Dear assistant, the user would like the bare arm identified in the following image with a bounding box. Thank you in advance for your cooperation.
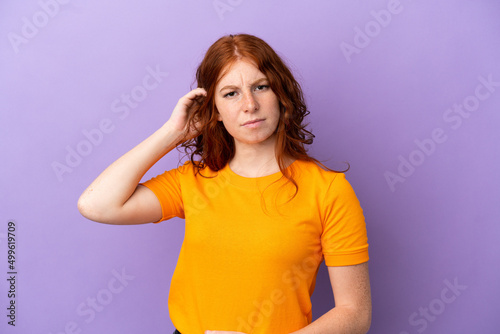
[291,262,372,334]
[77,88,207,225]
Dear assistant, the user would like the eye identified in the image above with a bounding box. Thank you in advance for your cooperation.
[255,85,269,91]
[223,91,237,98]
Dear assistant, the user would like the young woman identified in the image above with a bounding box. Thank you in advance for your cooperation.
[78,34,371,334]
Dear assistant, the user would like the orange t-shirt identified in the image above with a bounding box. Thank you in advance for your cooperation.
[141,159,369,333]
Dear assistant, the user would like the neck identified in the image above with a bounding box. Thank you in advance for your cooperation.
[229,136,294,177]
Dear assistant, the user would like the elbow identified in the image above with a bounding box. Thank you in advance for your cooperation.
[343,304,371,334]
[345,306,371,334]
[77,194,94,220]
[361,312,371,334]
[77,193,104,223]
[358,304,372,334]
[77,193,124,224]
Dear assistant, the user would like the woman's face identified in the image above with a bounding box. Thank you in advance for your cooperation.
[214,59,280,150]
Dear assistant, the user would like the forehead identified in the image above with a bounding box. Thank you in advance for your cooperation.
[216,59,266,86]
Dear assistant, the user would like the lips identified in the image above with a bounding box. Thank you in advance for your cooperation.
[242,119,264,126]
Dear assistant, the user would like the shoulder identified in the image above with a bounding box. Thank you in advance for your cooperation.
[293,160,359,201]
[293,159,344,183]
[175,160,218,178]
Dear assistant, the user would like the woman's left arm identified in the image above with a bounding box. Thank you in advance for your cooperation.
[291,262,372,334]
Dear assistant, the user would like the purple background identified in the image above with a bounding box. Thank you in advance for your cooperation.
[1,0,499,333]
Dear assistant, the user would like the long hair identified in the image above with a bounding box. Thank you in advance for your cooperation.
[177,33,348,212]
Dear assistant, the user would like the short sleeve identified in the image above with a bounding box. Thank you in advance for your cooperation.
[321,173,369,266]
[140,166,185,223]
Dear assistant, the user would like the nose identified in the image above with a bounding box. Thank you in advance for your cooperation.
[242,90,259,112]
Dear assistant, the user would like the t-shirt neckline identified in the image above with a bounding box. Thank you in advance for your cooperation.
[220,159,298,188]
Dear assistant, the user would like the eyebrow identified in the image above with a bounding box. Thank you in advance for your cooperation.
[219,78,269,92]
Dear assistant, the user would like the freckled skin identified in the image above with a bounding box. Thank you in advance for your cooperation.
[214,59,281,150]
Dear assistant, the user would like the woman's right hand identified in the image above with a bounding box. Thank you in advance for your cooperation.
[78,87,210,226]
[166,87,208,142]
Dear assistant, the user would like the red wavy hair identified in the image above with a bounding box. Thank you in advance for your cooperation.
[177,33,348,210]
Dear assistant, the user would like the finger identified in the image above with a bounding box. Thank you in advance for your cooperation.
[186,87,207,98]
[182,89,207,106]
